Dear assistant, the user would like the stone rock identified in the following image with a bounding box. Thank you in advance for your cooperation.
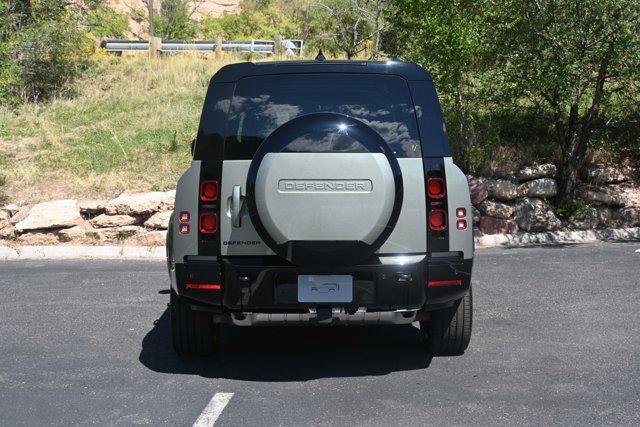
[137,230,167,246]
[15,200,82,232]
[516,164,557,181]
[466,175,488,205]
[523,178,558,198]
[79,200,107,215]
[0,218,15,239]
[3,204,19,216]
[485,179,523,202]
[615,207,640,228]
[105,192,168,216]
[569,206,599,230]
[144,210,172,229]
[515,198,562,232]
[0,209,9,221]
[10,206,29,225]
[479,216,519,235]
[582,186,627,207]
[477,200,515,219]
[57,222,94,243]
[90,214,139,228]
[582,164,634,184]
[87,225,144,242]
[471,206,481,225]
[595,206,614,228]
[160,190,176,211]
[17,232,58,245]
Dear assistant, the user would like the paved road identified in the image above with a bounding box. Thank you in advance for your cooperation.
[1,242,639,426]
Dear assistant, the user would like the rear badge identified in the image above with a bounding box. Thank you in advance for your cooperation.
[278,179,372,193]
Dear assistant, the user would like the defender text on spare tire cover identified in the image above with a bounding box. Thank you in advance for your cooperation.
[167,60,474,358]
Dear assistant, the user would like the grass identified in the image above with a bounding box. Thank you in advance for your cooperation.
[0,54,237,204]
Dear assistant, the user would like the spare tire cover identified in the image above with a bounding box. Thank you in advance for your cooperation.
[246,113,403,267]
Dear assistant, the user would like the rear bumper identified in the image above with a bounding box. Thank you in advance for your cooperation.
[173,253,472,324]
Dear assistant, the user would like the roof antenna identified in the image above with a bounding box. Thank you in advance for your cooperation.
[315,49,326,61]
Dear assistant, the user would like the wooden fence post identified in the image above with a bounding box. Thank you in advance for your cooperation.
[215,35,223,59]
[149,37,161,58]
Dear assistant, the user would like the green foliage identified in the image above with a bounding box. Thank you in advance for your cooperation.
[0,0,93,104]
[87,7,130,38]
[156,0,197,40]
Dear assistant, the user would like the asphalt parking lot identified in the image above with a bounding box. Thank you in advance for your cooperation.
[1,241,639,426]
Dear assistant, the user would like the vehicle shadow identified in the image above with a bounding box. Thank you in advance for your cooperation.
[139,308,432,381]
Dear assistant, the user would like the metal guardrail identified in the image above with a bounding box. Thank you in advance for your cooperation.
[100,39,304,56]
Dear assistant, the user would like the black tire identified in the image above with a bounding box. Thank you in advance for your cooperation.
[421,286,473,356]
[170,291,219,356]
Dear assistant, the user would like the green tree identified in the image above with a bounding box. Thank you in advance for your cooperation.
[489,0,640,208]
[87,6,130,38]
[385,0,487,172]
[156,0,196,40]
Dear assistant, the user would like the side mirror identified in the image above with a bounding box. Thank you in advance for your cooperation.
[190,139,196,157]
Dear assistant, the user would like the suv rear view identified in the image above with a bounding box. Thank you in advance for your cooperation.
[167,60,474,357]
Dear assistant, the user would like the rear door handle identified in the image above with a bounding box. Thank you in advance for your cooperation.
[232,185,242,228]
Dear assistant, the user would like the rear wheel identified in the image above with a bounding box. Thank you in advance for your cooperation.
[421,286,473,356]
[170,291,219,356]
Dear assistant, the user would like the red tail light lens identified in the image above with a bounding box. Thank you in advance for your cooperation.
[186,283,221,290]
[428,279,462,287]
[429,209,447,231]
[199,212,218,234]
[200,180,219,201]
[428,177,446,199]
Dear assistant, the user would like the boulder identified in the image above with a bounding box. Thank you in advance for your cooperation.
[79,199,107,215]
[595,206,614,228]
[161,190,176,211]
[615,207,640,228]
[144,210,173,229]
[523,178,558,198]
[105,192,168,215]
[485,179,523,202]
[477,200,515,219]
[568,206,599,230]
[57,222,94,243]
[479,216,519,235]
[17,232,58,245]
[471,206,481,225]
[137,230,167,246]
[0,209,9,221]
[582,186,627,207]
[10,206,29,225]
[15,200,82,232]
[582,164,634,184]
[90,214,139,228]
[0,218,15,239]
[87,225,144,242]
[516,164,557,181]
[466,175,488,205]
[3,204,19,216]
[515,198,562,232]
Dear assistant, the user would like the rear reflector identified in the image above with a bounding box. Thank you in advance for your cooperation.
[199,212,218,234]
[186,283,221,290]
[179,224,190,234]
[179,211,190,222]
[428,177,446,199]
[429,209,447,231]
[200,180,219,201]
[428,279,462,287]
[456,207,466,218]
[456,219,467,230]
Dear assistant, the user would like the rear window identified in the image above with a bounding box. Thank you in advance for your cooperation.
[223,74,422,159]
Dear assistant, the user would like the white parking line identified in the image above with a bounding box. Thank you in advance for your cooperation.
[193,392,234,427]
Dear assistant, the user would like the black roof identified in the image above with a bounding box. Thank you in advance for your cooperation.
[210,60,433,84]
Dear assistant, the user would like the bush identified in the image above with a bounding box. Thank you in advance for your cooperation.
[87,7,130,38]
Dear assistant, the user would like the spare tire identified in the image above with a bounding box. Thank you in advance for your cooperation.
[246,113,403,267]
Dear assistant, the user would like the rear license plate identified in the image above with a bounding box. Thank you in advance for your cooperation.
[297,275,353,303]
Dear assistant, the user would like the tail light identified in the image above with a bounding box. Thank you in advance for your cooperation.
[429,209,447,231]
[428,177,446,199]
[199,211,218,234]
[200,180,219,201]
[186,283,221,290]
